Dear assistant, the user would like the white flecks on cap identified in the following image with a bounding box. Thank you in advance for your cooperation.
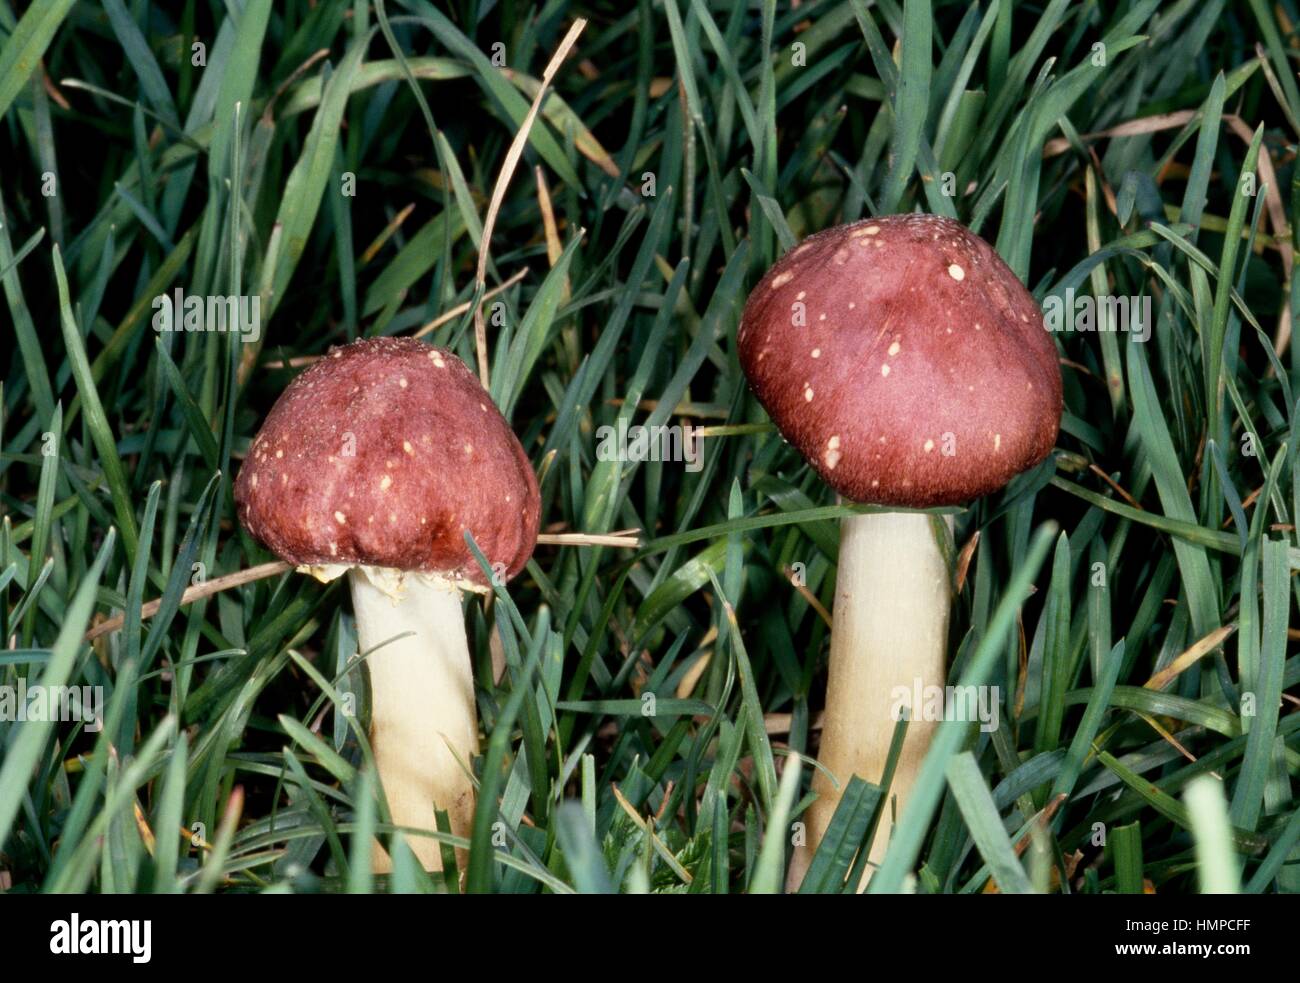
[334,511,347,525]
[824,434,842,470]
[881,364,891,377]
[399,377,408,388]
[430,351,447,368]
[770,270,794,289]
[923,439,934,453]
[380,474,392,491]
[403,441,414,455]
[888,340,901,356]
[250,474,258,488]
[276,449,284,459]
[834,248,850,264]
[796,290,806,301]
[811,348,821,358]
[948,264,965,281]
[803,384,814,402]
[994,433,1002,451]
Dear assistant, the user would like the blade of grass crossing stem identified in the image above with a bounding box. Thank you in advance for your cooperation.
[870,523,1057,893]
[0,530,115,850]
[347,768,376,894]
[945,751,1034,894]
[798,776,881,893]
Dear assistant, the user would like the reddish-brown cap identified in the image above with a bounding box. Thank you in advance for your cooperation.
[234,337,540,588]
[738,214,1061,507]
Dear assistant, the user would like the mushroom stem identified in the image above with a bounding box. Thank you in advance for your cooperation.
[349,570,478,872]
[794,510,953,890]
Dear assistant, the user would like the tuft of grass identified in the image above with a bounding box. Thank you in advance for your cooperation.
[0,0,1297,895]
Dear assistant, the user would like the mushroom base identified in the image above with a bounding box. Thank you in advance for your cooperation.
[789,510,953,891]
[350,569,479,874]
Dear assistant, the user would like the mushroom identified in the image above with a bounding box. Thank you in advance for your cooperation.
[737,214,1061,886]
[234,336,540,872]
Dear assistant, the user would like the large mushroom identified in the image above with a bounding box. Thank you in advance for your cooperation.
[234,336,540,872]
[737,214,1061,886]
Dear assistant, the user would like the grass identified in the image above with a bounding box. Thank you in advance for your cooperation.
[0,0,1298,895]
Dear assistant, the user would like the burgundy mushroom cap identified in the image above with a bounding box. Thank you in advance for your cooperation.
[234,337,540,589]
[738,214,1062,508]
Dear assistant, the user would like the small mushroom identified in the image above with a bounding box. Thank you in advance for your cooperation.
[235,337,540,873]
[738,214,1061,887]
